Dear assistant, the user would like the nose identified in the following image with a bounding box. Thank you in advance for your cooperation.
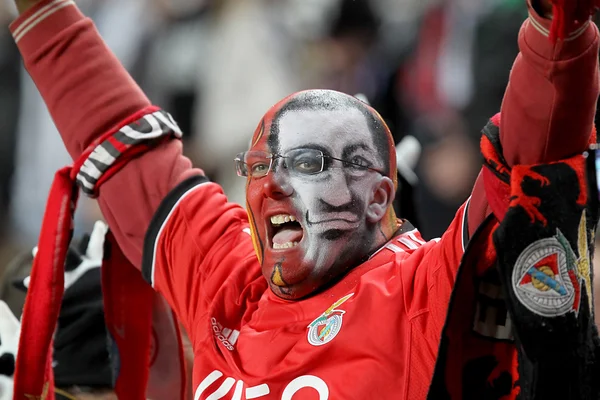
[263,168,293,199]
[322,171,352,207]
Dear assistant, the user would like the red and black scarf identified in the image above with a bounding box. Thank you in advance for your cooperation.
[428,114,600,399]
[13,106,187,400]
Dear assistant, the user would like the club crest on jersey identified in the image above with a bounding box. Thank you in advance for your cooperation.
[307,293,354,346]
[511,214,591,317]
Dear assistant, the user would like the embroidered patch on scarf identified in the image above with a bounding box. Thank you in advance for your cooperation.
[512,213,591,318]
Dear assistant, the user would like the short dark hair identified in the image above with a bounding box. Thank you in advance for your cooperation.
[268,90,393,177]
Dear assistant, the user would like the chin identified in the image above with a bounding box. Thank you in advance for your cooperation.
[260,239,357,300]
[269,280,318,300]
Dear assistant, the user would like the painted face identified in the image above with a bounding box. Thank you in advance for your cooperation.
[245,98,397,299]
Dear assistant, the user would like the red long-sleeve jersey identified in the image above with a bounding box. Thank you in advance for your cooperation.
[10,0,599,398]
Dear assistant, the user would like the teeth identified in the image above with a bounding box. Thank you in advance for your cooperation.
[273,241,299,249]
[270,214,297,225]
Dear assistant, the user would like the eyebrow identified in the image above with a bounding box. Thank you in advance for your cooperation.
[341,143,372,160]
[287,143,331,155]
[285,142,373,159]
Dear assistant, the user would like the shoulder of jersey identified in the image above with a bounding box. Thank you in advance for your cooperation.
[384,229,437,255]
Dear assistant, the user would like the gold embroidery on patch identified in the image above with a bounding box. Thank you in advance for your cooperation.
[577,212,593,312]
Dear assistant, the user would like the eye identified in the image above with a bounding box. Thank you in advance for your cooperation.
[251,162,270,176]
[293,156,322,174]
[347,156,370,169]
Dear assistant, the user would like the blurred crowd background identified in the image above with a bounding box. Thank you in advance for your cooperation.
[0,0,530,311]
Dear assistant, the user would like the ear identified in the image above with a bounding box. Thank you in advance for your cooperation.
[366,176,395,224]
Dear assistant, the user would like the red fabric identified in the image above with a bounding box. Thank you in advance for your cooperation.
[467,4,599,236]
[102,232,154,400]
[482,117,597,222]
[12,109,188,398]
[146,190,466,398]
[12,148,161,400]
[172,313,188,400]
[13,167,77,400]
[550,0,600,41]
[435,220,522,400]
[12,95,184,399]
[145,295,188,400]
[71,105,160,195]
[482,167,511,221]
[499,1,598,168]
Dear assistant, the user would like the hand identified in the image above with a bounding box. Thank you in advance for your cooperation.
[19,221,108,292]
[536,0,600,41]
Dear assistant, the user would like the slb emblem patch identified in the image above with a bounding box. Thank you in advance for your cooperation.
[307,293,354,346]
[511,213,591,317]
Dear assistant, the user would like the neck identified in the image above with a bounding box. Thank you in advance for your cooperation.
[381,207,400,239]
[366,209,402,259]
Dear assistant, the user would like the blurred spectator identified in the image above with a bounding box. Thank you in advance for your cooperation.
[0,0,535,242]
[190,0,305,205]
[397,0,525,239]
[463,0,525,140]
[135,0,213,139]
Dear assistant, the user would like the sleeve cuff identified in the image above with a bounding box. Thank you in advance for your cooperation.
[524,0,597,60]
[10,0,82,48]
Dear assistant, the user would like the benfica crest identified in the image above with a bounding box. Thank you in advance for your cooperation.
[512,213,591,317]
[307,293,354,346]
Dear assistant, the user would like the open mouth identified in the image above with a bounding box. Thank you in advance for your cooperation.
[270,214,304,250]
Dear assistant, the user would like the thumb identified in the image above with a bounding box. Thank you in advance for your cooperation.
[85,220,109,261]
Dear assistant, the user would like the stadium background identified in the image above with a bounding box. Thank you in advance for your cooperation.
[2,0,598,327]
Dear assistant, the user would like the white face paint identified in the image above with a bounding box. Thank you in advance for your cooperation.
[275,108,384,267]
[247,106,390,298]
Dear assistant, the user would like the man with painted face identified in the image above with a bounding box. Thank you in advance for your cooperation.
[8,0,600,398]
[244,92,400,298]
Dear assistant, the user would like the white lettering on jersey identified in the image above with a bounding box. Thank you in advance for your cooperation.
[195,371,329,400]
[281,376,329,400]
[207,377,236,399]
[211,318,239,351]
[245,384,270,399]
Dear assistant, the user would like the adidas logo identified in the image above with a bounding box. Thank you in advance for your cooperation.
[211,318,239,351]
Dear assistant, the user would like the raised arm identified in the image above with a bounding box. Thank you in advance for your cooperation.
[417,0,600,337]
[466,0,599,235]
[9,0,257,329]
[10,0,202,267]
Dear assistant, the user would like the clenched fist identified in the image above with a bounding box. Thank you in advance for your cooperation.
[534,0,600,40]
